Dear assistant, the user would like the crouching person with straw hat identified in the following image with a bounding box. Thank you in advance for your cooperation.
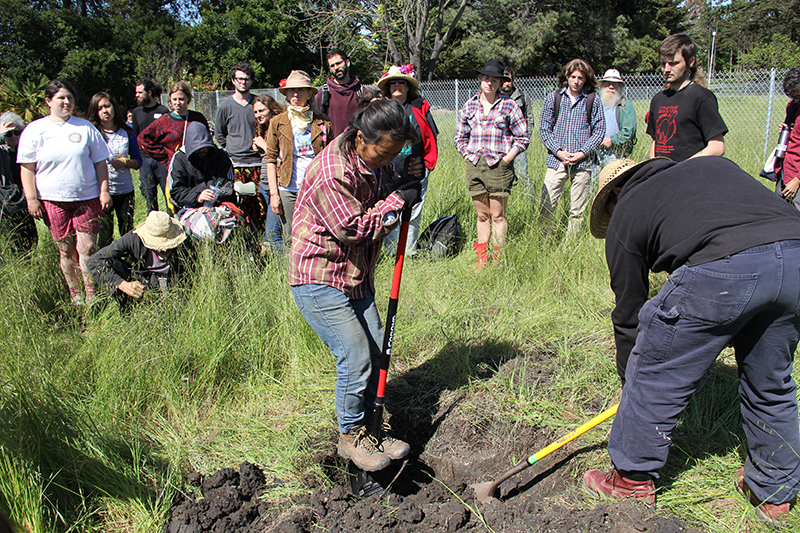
[87,211,192,311]
[582,156,800,526]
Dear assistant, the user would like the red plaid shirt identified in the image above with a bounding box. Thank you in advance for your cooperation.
[454,93,529,166]
[289,139,405,299]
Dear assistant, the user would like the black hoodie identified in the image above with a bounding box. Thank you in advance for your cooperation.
[169,121,234,208]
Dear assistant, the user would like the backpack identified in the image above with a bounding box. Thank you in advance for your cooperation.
[417,215,464,260]
[552,90,596,126]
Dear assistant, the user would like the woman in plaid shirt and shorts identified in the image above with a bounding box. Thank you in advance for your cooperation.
[454,59,529,270]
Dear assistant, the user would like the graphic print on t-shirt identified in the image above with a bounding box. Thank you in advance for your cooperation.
[654,105,678,155]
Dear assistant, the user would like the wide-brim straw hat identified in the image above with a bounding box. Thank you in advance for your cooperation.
[134,211,186,251]
[590,157,667,239]
[377,65,420,93]
[475,59,510,81]
[599,68,625,84]
[279,70,318,96]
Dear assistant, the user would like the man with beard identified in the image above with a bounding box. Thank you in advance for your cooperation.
[500,67,534,189]
[596,69,637,168]
[316,49,363,137]
[647,33,727,162]
[132,79,169,213]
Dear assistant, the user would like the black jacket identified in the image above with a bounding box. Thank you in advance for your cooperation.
[169,121,234,208]
[607,156,800,379]
[87,231,193,291]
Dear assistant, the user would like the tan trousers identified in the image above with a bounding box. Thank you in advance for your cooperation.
[540,164,591,236]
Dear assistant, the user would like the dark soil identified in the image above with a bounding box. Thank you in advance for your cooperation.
[163,350,706,533]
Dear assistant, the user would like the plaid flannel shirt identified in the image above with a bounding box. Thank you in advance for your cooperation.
[539,88,605,171]
[289,139,405,299]
[454,93,529,166]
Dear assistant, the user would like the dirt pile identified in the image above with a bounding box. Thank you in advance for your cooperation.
[163,462,270,533]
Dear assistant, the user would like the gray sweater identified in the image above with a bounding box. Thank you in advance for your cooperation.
[214,94,260,166]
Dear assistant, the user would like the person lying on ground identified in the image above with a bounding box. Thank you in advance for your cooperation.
[289,99,422,472]
[87,211,192,307]
[582,156,800,528]
[168,121,235,210]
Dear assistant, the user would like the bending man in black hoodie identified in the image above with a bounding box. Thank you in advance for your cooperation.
[168,121,235,209]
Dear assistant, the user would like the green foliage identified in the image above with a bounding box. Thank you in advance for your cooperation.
[739,34,800,69]
[0,75,48,122]
[693,0,800,71]
[436,0,686,77]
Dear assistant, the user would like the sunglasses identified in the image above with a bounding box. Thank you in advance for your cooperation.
[389,80,407,86]
[4,130,20,138]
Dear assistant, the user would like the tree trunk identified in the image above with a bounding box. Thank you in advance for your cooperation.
[425,0,469,80]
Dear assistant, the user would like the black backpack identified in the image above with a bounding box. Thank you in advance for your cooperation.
[417,215,464,259]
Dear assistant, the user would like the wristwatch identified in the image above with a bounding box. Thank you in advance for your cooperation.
[382,211,397,225]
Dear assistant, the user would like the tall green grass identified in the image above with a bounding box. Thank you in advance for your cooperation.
[0,120,796,532]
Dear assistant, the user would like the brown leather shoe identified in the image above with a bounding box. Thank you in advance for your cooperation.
[375,422,410,460]
[583,468,656,504]
[337,426,391,472]
[735,468,794,528]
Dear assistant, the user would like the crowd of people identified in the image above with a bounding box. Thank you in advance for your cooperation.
[1,32,799,527]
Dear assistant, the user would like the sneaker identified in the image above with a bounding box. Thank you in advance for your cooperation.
[735,468,793,528]
[583,468,656,504]
[337,426,391,472]
[375,422,410,460]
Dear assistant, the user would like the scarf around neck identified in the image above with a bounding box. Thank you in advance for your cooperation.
[288,105,312,132]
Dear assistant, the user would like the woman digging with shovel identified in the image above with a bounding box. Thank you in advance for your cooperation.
[289,99,422,472]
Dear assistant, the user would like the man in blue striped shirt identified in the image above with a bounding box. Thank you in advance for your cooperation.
[539,59,605,237]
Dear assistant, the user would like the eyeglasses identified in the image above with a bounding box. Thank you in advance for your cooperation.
[389,80,407,86]
[4,130,20,138]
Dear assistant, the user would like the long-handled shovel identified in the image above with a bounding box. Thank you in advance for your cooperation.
[471,402,619,504]
[371,206,412,440]
[349,207,412,498]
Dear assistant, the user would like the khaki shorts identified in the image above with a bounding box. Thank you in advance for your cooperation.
[466,156,516,197]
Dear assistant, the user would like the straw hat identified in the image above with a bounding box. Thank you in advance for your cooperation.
[133,211,186,251]
[589,158,667,239]
[279,70,318,96]
[598,69,625,84]
[377,64,419,93]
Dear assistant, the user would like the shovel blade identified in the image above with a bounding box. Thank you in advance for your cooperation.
[348,461,383,498]
[470,480,500,505]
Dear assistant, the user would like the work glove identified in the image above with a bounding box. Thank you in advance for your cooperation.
[394,180,422,211]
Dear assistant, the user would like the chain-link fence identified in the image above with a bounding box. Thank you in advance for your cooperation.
[182,68,789,176]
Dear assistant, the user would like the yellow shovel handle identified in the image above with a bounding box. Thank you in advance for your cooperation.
[529,403,619,465]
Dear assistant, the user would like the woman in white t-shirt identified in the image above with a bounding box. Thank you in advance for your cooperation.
[18,79,112,305]
[265,70,332,243]
[88,91,142,249]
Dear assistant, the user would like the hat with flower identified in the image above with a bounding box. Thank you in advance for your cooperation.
[377,64,420,93]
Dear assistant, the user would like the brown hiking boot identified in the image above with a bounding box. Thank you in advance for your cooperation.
[337,426,391,472]
[583,468,656,504]
[735,468,794,528]
[375,422,410,460]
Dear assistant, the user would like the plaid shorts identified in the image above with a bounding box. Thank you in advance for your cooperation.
[41,198,102,241]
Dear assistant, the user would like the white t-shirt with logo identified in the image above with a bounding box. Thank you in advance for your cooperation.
[17,116,111,201]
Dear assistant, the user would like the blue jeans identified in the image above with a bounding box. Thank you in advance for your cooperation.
[291,284,383,434]
[609,240,800,504]
[139,157,167,213]
[260,184,283,253]
[384,173,428,255]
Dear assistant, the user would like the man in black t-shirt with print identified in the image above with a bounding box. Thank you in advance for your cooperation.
[646,34,727,162]
[132,79,170,213]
